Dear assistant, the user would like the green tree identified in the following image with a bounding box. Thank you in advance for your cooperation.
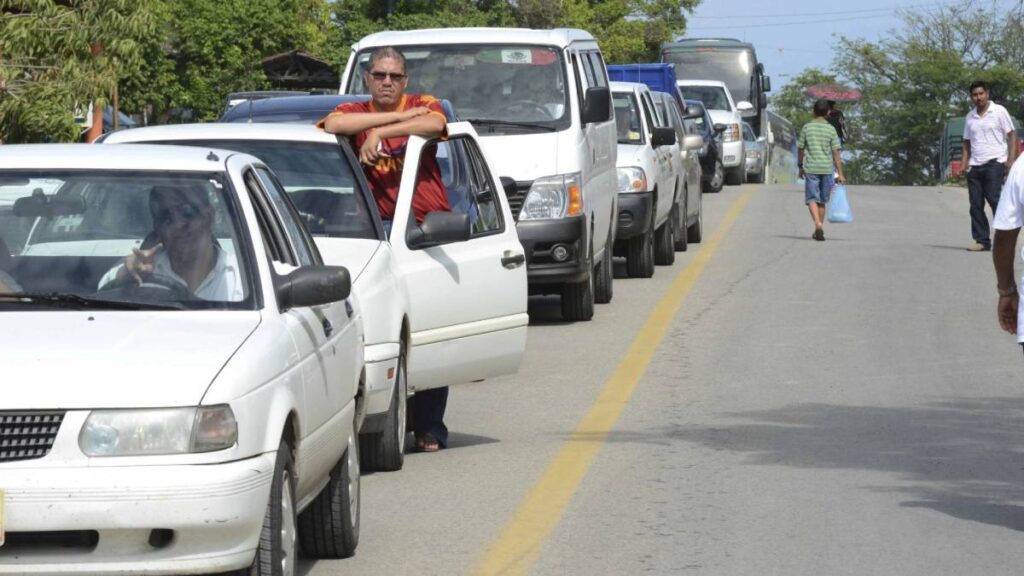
[0,0,161,142]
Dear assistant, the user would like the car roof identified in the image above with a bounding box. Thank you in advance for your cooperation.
[353,28,596,49]
[610,81,649,94]
[219,95,368,122]
[0,144,252,172]
[677,79,728,88]
[102,123,341,145]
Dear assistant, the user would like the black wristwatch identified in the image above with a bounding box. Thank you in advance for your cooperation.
[998,284,1018,297]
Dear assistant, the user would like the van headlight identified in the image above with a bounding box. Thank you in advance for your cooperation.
[79,405,237,456]
[723,123,741,142]
[519,173,583,220]
[617,167,647,193]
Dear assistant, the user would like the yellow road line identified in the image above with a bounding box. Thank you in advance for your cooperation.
[473,189,754,576]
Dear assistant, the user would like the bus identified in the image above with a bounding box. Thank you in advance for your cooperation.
[661,38,771,138]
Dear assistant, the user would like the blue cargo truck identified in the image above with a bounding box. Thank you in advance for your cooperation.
[606,63,682,109]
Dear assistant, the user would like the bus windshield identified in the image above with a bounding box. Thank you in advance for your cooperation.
[663,48,755,105]
[348,45,570,131]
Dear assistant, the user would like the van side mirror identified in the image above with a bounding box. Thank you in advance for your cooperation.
[683,105,703,119]
[582,86,611,124]
[406,210,471,249]
[683,134,704,151]
[651,127,676,148]
[736,101,754,113]
[762,75,771,92]
[276,266,351,309]
[713,123,727,134]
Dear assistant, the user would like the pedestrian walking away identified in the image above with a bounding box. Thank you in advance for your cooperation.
[317,46,452,453]
[960,79,1017,252]
[991,158,1024,354]
[798,99,845,241]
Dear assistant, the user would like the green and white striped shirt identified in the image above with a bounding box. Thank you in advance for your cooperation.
[798,119,840,175]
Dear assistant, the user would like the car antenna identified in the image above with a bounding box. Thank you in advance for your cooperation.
[247,98,254,124]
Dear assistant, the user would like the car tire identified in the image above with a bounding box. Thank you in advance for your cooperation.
[561,245,595,321]
[674,197,689,252]
[298,419,360,559]
[359,345,407,472]
[687,188,703,244]
[594,236,614,304]
[244,441,298,576]
[725,166,743,186]
[707,159,725,193]
[626,215,655,278]
[757,166,767,184]
[655,206,676,265]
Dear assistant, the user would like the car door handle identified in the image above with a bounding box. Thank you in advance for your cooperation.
[501,252,525,268]
[322,317,334,337]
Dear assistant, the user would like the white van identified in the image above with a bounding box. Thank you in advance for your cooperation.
[677,79,749,186]
[341,28,618,321]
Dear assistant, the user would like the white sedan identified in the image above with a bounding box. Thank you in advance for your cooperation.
[103,121,530,471]
[0,144,363,575]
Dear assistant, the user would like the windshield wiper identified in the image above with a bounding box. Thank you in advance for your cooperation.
[1,292,185,311]
[461,119,557,132]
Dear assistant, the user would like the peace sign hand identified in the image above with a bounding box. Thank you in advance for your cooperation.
[123,243,164,284]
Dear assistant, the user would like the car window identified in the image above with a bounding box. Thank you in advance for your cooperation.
[640,93,657,135]
[254,167,316,267]
[678,85,731,111]
[743,123,756,142]
[462,138,503,236]
[162,140,377,240]
[0,170,254,308]
[417,137,502,237]
[613,93,643,144]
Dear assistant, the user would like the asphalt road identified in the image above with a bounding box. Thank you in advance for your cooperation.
[304,181,1024,575]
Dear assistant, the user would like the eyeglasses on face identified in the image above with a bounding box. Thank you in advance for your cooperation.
[155,203,201,227]
[369,71,407,82]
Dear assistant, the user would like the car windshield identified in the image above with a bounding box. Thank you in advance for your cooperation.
[349,44,569,130]
[743,124,755,141]
[161,140,378,240]
[678,85,731,112]
[221,109,326,124]
[0,171,255,310]
[613,93,643,144]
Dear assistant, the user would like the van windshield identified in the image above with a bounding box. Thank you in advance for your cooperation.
[349,45,570,132]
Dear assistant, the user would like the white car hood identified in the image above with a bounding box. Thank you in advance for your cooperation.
[2,311,260,409]
[477,132,559,180]
[313,238,382,284]
[616,144,647,168]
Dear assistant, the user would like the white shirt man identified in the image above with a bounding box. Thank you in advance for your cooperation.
[964,101,1015,166]
[98,245,243,302]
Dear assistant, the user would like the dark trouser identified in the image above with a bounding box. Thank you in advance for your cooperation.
[410,386,448,447]
[967,160,1005,247]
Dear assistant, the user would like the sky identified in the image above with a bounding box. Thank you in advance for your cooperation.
[684,0,1020,90]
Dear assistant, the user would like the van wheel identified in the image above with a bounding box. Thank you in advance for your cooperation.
[706,160,724,193]
[359,346,406,472]
[673,199,689,252]
[725,166,743,186]
[626,213,655,278]
[594,238,613,304]
[561,246,595,321]
[299,419,360,559]
[687,190,703,244]
[655,208,675,266]
[245,441,297,576]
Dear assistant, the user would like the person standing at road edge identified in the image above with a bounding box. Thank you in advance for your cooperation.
[317,46,452,453]
[798,99,845,241]
[960,80,1017,252]
[991,158,1024,352]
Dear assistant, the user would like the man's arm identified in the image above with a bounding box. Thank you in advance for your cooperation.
[1007,129,1017,170]
[832,149,845,184]
[321,108,427,136]
[962,140,971,177]
[358,112,447,166]
[993,228,1020,334]
[797,148,805,178]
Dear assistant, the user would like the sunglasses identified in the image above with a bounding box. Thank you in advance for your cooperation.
[155,203,201,227]
[368,71,407,82]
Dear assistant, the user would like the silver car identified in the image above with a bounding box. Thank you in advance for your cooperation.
[743,122,767,183]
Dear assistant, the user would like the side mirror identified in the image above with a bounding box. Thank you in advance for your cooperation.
[13,191,86,217]
[756,136,767,143]
[651,127,676,148]
[762,75,771,92]
[406,210,471,249]
[736,101,754,113]
[276,265,351,309]
[683,134,704,151]
[683,105,703,119]
[500,176,517,200]
[713,123,727,134]
[760,92,768,109]
[582,86,611,124]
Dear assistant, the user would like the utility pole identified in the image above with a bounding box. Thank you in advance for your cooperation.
[85,41,104,143]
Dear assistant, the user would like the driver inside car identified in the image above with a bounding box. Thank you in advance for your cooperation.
[97,184,243,301]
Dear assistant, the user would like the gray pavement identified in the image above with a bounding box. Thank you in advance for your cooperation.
[305,183,1024,575]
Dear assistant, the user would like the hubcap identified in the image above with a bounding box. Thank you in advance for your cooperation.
[280,470,296,576]
[347,430,360,527]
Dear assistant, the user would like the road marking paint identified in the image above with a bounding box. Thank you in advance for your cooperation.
[473,189,754,576]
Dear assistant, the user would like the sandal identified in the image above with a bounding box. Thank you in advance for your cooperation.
[415,433,442,453]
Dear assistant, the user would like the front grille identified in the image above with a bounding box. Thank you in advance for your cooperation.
[507,181,532,222]
[0,411,65,463]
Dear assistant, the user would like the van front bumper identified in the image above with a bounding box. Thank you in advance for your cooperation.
[614,192,653,240]
[516,215,589,286]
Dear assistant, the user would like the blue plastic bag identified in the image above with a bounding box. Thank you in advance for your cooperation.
[827,184,853,223]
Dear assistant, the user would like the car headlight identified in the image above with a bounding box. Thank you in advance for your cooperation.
[79,405,237,456]
[617,167,647,193]
[519,173,583,220]
[723,123,741,142]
